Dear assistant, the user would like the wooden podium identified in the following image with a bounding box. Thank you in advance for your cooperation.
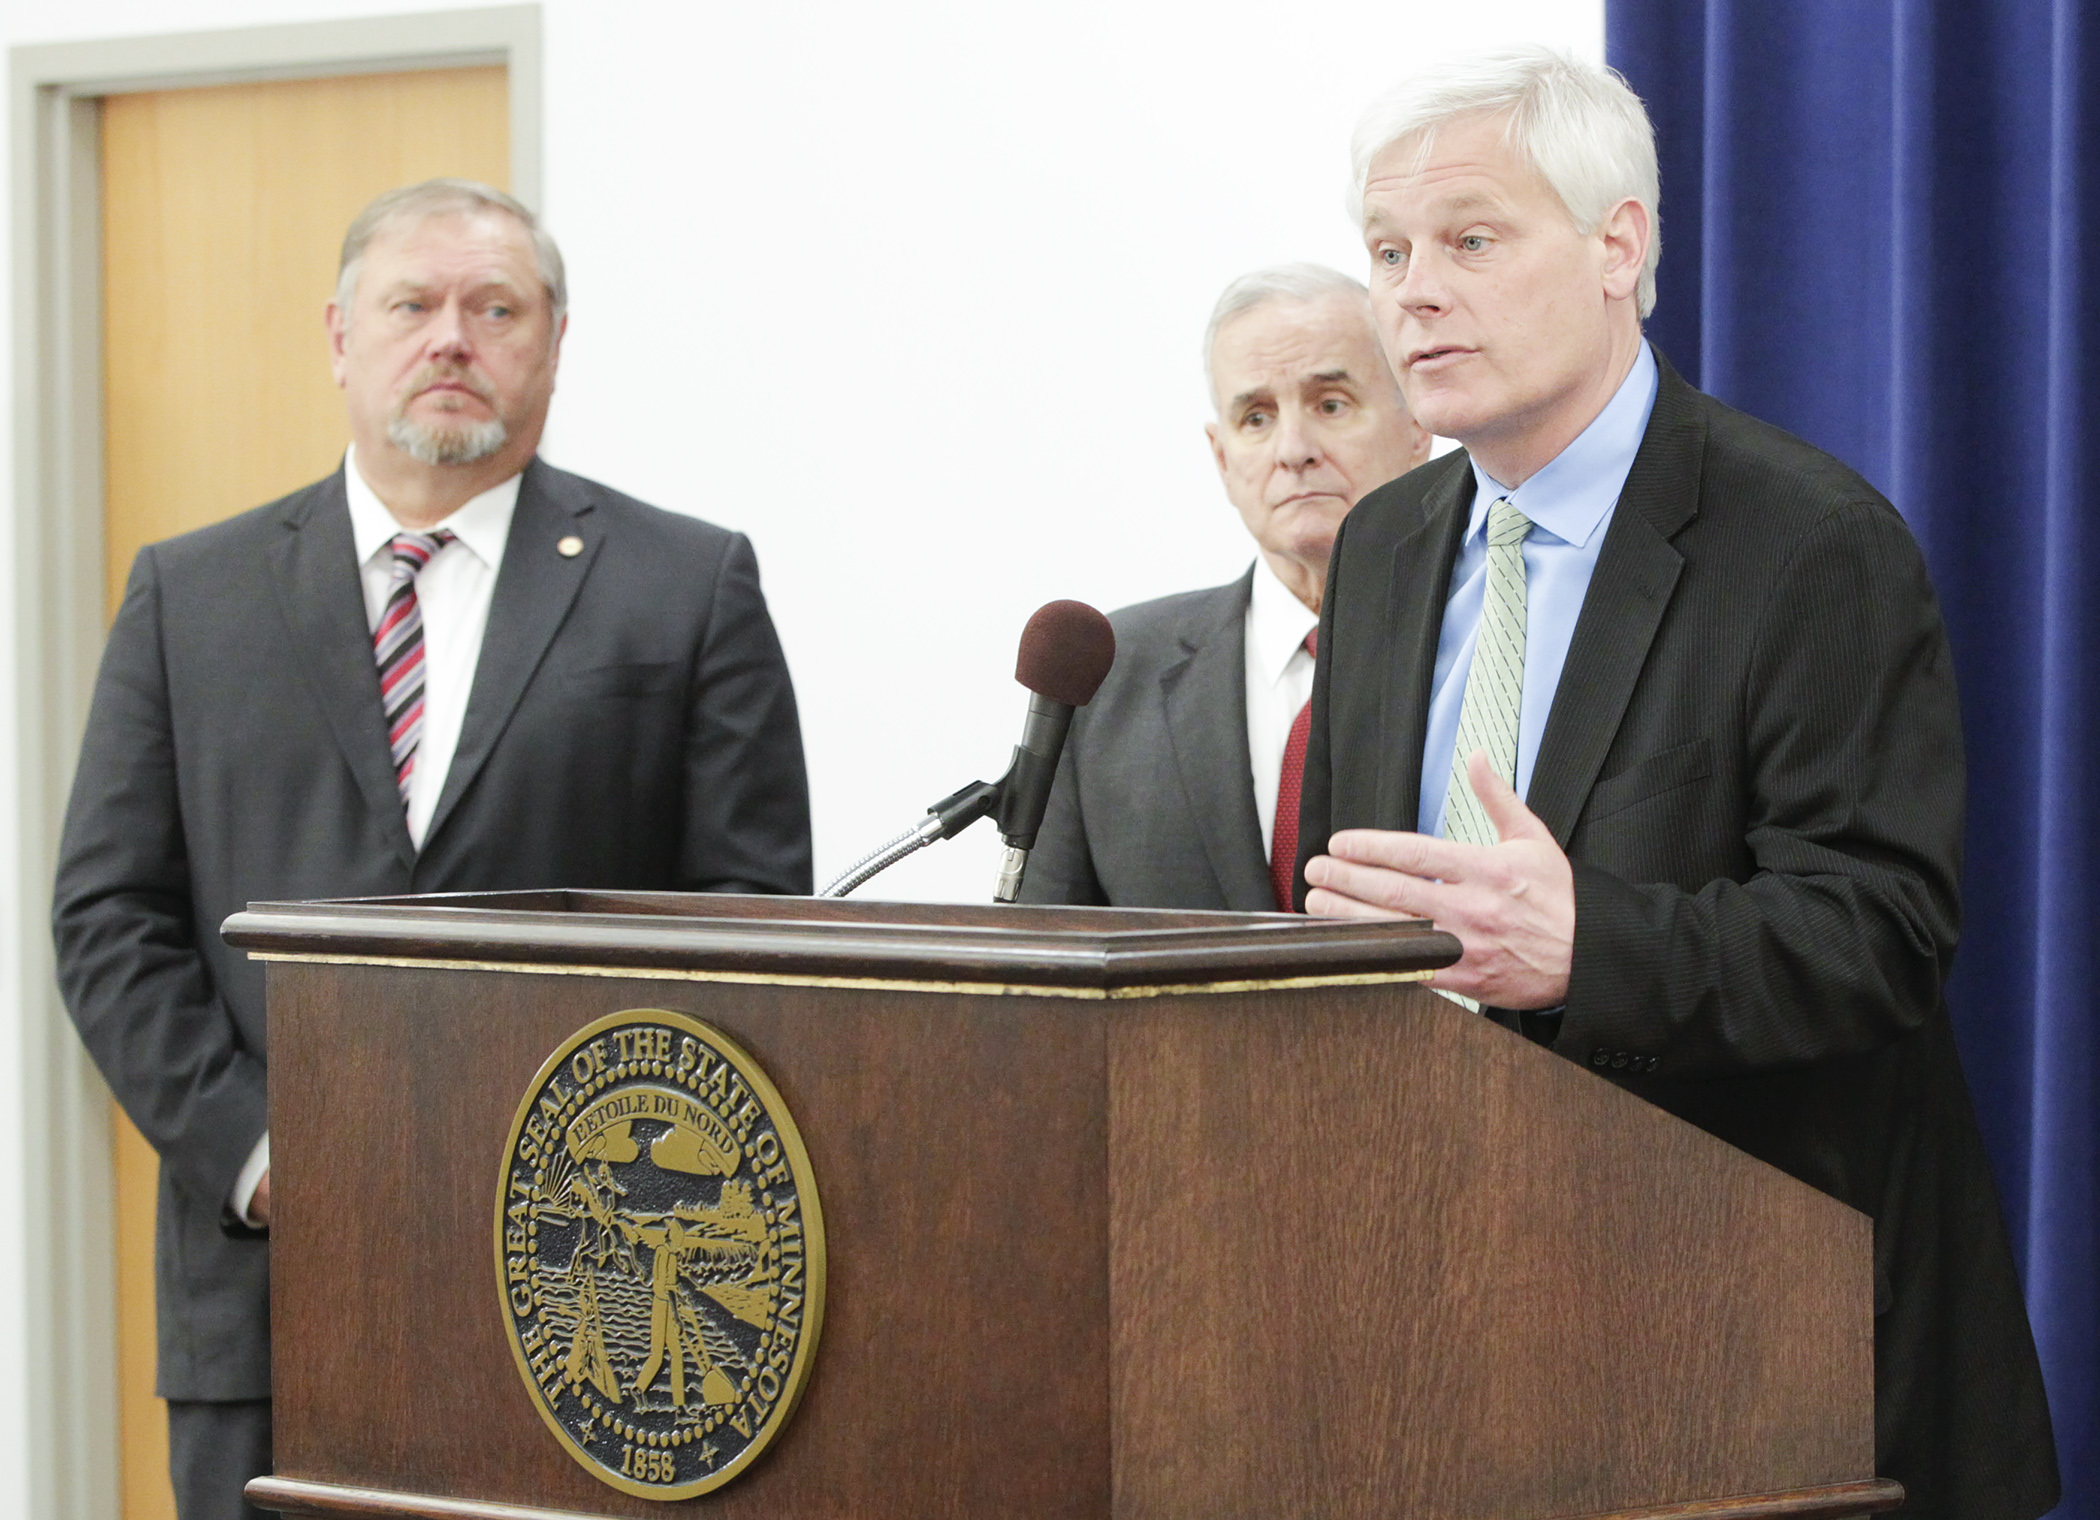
[224,891,1901,1520]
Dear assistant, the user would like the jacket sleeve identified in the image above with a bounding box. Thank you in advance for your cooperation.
[680,532,814,895]
[52,547,268,1209]
[1559,502,1966,1077]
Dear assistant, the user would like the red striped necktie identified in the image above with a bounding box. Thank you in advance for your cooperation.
[374,529,456,807]
[1269,627,1318,912]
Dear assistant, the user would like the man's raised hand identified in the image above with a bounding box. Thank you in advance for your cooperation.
[1303,750,1574,1009]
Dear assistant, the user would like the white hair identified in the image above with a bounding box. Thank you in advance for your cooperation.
[335,178,567,326]
[1350,47,1660,318]
[1202,262,1373,400]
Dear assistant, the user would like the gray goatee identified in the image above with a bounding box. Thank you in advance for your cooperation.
[387,413,508,466]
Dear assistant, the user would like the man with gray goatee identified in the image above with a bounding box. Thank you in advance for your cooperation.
[1022,264,1430,911]
[53,180,811,1519]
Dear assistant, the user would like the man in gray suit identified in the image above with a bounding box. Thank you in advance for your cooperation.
[1021,264,1429,911]
[52,180,811,1520]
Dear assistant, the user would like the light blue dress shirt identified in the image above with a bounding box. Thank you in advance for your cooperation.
[1416,343,1660,838]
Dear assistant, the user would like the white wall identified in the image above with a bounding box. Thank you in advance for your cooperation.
[544,0,1603,899]
[0,0,1598,1510]
[543,0,1604,901]
[8,0,1602,902]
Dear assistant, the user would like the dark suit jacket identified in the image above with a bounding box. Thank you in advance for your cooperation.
[1295,358,2058,1518]
[1019,569,1276,911]
[52,459,811,1402]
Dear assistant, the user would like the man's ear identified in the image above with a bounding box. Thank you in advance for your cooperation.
[1598,196,1652,304]
[1205,419,1227,480]
[325,301,350,388]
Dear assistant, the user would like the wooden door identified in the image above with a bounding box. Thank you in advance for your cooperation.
[99,65,509,1520]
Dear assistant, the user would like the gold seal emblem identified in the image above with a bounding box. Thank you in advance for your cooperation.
[496,1008,824,1499]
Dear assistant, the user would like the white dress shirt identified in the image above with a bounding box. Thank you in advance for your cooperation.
[344,445,521,848]
[232,448,522,1225]
[1244,558,1321,857]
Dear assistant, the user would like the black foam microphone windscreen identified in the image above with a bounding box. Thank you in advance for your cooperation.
[1015,599,1116,708]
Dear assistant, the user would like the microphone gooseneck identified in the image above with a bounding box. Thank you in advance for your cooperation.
[820,601,1116,901]
[818,780,1001,898]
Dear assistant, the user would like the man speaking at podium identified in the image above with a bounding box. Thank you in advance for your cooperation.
[1021,264,1428,911]
[52,181,811,1520]
[1294,51,2058,1519]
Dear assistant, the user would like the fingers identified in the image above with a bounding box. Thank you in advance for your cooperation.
[1467,750,1552,845]
[1302,849,1467,922]
[1303,885,1413,921]
[1323,825,1487,884]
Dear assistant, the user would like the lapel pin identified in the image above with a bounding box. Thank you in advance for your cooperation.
[557,535,584,558]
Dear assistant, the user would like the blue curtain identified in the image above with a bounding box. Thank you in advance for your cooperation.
[1607,4,2094,1516]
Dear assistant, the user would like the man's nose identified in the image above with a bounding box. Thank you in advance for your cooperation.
[1274,409,1323,470]
[1394,251,1450,314]
[423,299,472,359]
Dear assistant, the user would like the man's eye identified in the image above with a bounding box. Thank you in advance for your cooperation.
[1459,235,1488,252]
[1242,411,1274,431]
[1380,247,1404,267]
[485,305,513,319]
[1321,397,1349,415]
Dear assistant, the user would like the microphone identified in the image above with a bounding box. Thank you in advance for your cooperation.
[820,600,1115,900]
[991,600,1116,902]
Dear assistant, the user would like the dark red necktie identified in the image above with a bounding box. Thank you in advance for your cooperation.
[1270,628,1318,912]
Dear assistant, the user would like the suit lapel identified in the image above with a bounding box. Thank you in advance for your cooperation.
[1160,571,1272,910]
[265,472,418,872]
[1525,362,1703,846]
[1372,458,1474,830]
[422,460,600,851]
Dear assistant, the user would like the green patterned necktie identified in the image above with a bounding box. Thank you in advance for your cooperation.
[1443,498,1533,846]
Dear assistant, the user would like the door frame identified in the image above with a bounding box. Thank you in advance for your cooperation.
[7,10,541,1514]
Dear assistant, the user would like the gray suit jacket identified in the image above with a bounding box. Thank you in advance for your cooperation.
[52,459,812,1401]
[1019,569,1275,911]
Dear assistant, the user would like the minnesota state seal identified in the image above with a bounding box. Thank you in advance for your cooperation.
[495,1008,825,1499]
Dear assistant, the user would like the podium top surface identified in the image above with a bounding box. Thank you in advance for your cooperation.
[223,889,1460,996]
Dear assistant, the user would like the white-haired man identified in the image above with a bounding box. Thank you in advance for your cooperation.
[1292,49,2056,1517]
[53,180,811,1519]
[1021,264,1429,910]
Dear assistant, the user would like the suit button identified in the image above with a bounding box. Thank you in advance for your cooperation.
[1644,1057,1660,1073]
[1611,1053,1630,1069]
[1591,1051,1610,1067]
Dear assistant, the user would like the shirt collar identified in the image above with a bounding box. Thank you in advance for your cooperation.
[1463,340,1660,549]
[1246,556,1320,687]
[343,444,523,573]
